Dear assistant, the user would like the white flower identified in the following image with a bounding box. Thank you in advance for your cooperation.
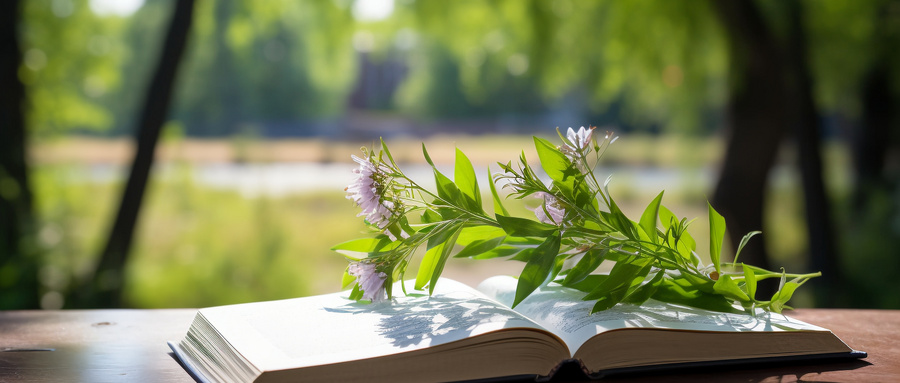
[348,261,388,302]
[560,126,593,157]
[346,154,396,230]
[534,192,566,225]
[566,126,593,151]
[559,127,595,173]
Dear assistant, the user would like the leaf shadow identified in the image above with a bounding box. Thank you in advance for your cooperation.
[324,293,528,348]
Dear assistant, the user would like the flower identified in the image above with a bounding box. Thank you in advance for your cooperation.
[348,261,387,302]
[534,192,566,225]
[560,126,594,158]
[346,154,396,230]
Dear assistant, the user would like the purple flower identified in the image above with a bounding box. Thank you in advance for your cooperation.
[348,261,387,302]
[346,154,396,230]
[534,192,566,225]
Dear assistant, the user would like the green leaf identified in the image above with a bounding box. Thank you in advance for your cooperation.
[622,269,665,305]
[421,143,436,167]
[422,145,463,214]
[427,227,464,295]
[548,254,568,287]
[511,247,536,262]
[742,263,757,301]
[583,258,653,312]
[496,214,558,237]
[380,138,397,167]
[741,264,782,277]
[384,275,394,298]
[659,205,697,254]
[534,137,592,209]
[590,269,651,313]
[472,236,541,260]
[512,233,561,308]
[331,236,395,252]
[677,271,717,294]
[651,279,742,314]
[434,170,461,208]
[770,281,800,314]
[456,225,506,245]
[603,197,640,241]
[712,274,750,302]
[331,237,399,259]
[533,137,574,186]
[349,284,363,300]
[562,248,607,286]
[421,209,442,223]
[488,167,510,216]
[502,235,546,246]
[708,202,726,273]
[454,236,507,258]
[640,191,664,244]
[471,246,521,259]
[415,222,463,292]
[559,274,608,294]
[341,268,356,289]
[454,148,482,212]
[394,259,408,294]
[733,231,762,266]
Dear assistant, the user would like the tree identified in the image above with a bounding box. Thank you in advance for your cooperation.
[171,0,358,136]
[73,0,196,308]
[708,0,792,276]
[0,0,40,309]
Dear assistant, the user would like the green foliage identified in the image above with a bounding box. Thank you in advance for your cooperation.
[513,233,560,308]
[708,202,726,274]
[805,1,895,116]
[337,130,819,313]
[20,0,894,138]
[21,0,126,134]
[173,0,356,135]
[32,163,359,308]
[21,0,358,137]
[401,0,729,133]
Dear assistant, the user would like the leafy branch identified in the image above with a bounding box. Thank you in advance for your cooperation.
[334,128,819,314]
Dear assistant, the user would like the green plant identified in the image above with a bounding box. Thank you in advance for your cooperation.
[335,127,819,314]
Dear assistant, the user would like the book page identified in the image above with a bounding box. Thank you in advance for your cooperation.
[477,276,828,353]
[198,278,549,372]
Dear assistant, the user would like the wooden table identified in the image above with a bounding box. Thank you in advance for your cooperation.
[0,308,896,382]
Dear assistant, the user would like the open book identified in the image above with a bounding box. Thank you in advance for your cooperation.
[169,276,864,383]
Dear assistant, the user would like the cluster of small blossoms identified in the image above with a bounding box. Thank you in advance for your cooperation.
[560,126,594,159]
[347,261,387,302]
[534,192,567,226]
[346,154,402,238]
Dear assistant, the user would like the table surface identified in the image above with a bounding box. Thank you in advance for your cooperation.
[0,308,896,382]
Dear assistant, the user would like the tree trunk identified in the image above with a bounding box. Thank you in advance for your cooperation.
[783,1,839,306]
[852,0,896,211]
[0,0,40,309]
[854,65,892,207]
[713,0,842,302]
[844,0,899,308]
[710,0,788,278]
[75,0,196,308]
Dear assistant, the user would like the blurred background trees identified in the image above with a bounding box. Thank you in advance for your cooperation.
[1,0,897,309]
